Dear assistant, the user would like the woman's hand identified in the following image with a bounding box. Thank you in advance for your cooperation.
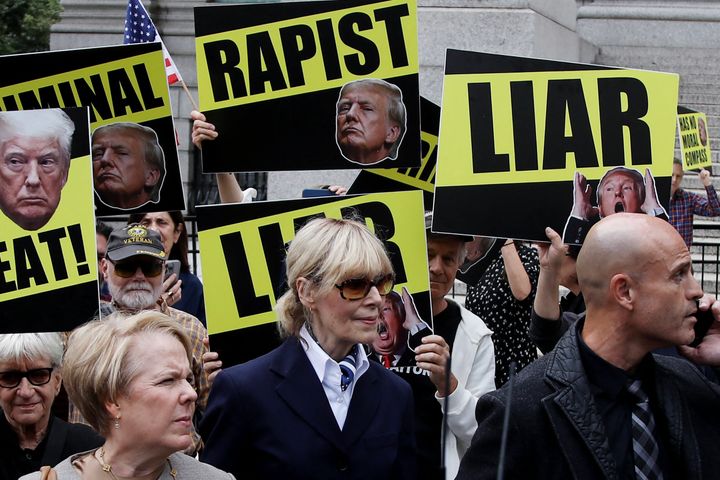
[158,273,182,308]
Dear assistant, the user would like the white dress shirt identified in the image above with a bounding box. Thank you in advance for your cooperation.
[299,325,369,429]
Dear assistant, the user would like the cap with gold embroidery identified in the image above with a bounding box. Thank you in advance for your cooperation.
[106,224,166,262]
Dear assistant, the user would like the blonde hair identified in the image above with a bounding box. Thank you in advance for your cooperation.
[276,217,394,338]
[63,311,192,435]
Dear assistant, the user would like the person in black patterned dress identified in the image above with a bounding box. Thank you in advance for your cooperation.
[464,239,539,387]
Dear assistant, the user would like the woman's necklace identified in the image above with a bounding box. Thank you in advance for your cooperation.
[95,448,177,480]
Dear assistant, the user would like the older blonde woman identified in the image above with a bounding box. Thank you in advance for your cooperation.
[21,312,233,480]
[0,333,102,479]
[200,217,416,479]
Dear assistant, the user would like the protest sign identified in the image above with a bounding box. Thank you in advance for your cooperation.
[677,107,712,170]
[195,0,420,171]
[0,42,185,215]
[433,49,679,244]
[197,190,429,367]
[0,107,99,333]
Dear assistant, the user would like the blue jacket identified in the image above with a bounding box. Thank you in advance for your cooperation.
[200,337,416,479]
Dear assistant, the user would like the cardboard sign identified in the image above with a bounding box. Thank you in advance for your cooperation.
[0,42,185,215]
[195,0,420,171]
[196,190,429,367]
[433,50,678,244]
[349,96,437,207]
[677,107,712,170]
[0,108,99,333]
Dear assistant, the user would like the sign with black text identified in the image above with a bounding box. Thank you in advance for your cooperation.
[197,190,429,367]
[195,0,420,171]
[433,50,678,244]
[0,42,185,215]
[0,107,99,333]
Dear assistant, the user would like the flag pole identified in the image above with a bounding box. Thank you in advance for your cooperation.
[179,78,199,112]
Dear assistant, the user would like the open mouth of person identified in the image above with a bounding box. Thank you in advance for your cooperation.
[377,320,389,340]
[614,201,625,213]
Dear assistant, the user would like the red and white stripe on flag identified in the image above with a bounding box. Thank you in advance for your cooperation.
[160,42,182,85]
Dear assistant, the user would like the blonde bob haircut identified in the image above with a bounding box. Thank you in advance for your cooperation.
[276,216,394,338]
[62,311,192,435]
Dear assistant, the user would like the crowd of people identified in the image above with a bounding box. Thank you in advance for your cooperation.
[2,92,720,480]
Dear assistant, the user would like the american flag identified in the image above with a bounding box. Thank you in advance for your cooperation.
[124,0,183,85]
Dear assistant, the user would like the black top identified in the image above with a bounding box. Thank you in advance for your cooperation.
[577,334,669,478]
[433,299,462,353]
[0,414,103,480]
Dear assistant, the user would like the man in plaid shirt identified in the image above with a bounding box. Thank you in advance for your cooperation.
[669,158,720,247]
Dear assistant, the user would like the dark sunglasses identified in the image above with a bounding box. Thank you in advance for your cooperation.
[110,259,164,278]
[0,368,54,388]
[335,273,394,301]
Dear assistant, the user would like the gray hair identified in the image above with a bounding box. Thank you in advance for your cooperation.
[92,122,166,202]
[0,109,75,168]
[0,332,64,368]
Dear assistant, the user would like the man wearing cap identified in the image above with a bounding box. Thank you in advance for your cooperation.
[70,224,209,454]
[392,212,495,480]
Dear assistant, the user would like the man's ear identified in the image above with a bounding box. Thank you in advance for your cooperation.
[144,167,161,188]
[610,273,634,311]
[385,124,401,144]
[296,277,315,309]
[100,258,110,282]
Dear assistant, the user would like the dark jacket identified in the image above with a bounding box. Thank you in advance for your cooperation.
[200,337,416,479]
[457,321,720,480]
[0,415,103,480]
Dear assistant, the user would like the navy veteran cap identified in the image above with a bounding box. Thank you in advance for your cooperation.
[106,224,166,262]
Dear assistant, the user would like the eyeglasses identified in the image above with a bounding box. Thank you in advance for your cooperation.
[109,259,164,278]
[0,368,54,388]
[335,273,394,301]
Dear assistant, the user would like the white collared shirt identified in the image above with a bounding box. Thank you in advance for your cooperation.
[299,325,369,429]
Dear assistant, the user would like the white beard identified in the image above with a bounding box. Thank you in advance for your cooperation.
[109,280,157,311]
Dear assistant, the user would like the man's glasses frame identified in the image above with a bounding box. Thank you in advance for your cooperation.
[0,368,54,388]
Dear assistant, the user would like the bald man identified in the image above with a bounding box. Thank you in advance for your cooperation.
[457,214,720,480]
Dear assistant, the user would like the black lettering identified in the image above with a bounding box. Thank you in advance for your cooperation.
[279,25,317,88]
[107,68,144,116]
[57,81,78,107]
[13,236,48,290]
[316,19,342,81]
[418,140,437,182]
[1,95,18,111]
[339,13,380,75]
[543,79,598,169]
[247,32,288,95]
[341,202,407,285]
[18,86,62,109]
[0,241,16,294]
[133,63,164,110]
[67,223,90,276]
[374,4,410,68]
[510,81,539,171]
[257,223,287,300]
[468,83,509,173]
[74,74,113,123]
[37,228,68,281]
[203,40,247,102]
[598,77,651,166]
[220,231,271,317]
[689,116,697,129]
